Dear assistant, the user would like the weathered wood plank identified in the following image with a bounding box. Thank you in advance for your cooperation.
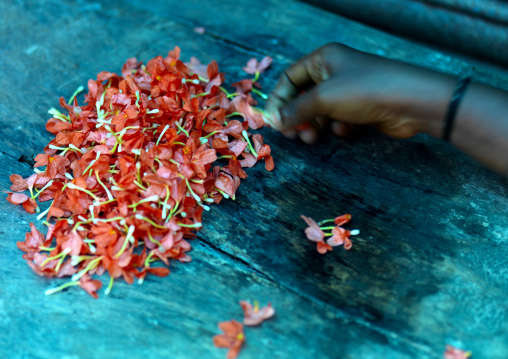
[0,1,507,359]
[121,0,508,90]
[199,129,508,357]
[0,157,424,359]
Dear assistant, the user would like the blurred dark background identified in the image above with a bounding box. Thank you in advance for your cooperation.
[301,0,508,66]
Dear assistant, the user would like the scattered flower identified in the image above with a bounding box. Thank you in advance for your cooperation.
[213,320,245,359]
[444,345,472,359]
[240,300,275,326]
[301,214,359,254]
[79,274,103,299]
[301,215,331,254]
[194,27,206,34]
[327,227,353,250]
[243,56,273,76]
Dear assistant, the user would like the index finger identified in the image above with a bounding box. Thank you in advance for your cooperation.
[265,46,331,129]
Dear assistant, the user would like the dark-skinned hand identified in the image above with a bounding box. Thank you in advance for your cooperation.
[265,43,457,144]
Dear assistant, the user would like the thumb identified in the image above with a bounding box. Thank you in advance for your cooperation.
[272,88,324,130]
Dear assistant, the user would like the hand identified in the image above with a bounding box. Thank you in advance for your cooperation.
[265,43,456,144]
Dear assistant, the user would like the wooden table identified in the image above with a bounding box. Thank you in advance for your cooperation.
[1,1,507,358]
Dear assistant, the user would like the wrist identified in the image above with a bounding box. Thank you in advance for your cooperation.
[404,69,457,138]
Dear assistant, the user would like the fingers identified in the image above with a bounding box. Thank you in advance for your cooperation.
[280,127,298,139]
[265,74,299,119]
[298,116,328,144]
[265,47,331,129]
[278,87,324,129]
[331,121,355,137]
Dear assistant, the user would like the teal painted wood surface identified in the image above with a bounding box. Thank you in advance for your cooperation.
[0,1,507,358]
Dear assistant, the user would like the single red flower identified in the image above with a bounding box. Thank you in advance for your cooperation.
[34,154,70,179]
[9,174,28,192]
[231,97,265,130]
[90,222,119,248]
[213,320,245,359]
[238,152,257,168]
[5,192,38,214]
[327,226,353,250]
[185,56,209,80]
[28,251,76,278]
[251,134,274,171]
[239,300,275,326]
[17,223,49,260]
[79,274,103,299]
[191,145,218,179]
[444,345,472,359]
[215,172,240,200]
[60,230,83,256]
[121,57,142,78]
[194,27,206,35]
[242,56,273,75]
[334,214,352,226]
[301,215,324,241]
[227,140,248,157]
[232,78,253,92]
[301,215,332,254]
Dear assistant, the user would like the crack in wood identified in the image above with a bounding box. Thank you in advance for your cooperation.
[194,235,433,355]
[0,150,33,169]
[195,235,276,283]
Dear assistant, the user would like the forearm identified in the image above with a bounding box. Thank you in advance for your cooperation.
[418,78,508,176]
[453,82,508,176]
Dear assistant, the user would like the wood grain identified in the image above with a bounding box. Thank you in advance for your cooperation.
[0,0,507,358]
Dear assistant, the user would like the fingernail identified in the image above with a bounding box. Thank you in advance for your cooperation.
[281,128,298,139]
[299,128,318,144]
[332,122,352,137]
[270,110,283,130]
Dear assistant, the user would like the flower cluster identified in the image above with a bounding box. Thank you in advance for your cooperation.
[214,301,275,358]
[301,214,359,254]
[5,47,274,298]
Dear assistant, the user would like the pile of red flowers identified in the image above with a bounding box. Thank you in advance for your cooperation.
[6,47,274,298]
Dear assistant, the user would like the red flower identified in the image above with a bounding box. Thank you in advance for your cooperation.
[185,56,208,80]
[444,345,472,359]
[231,97,265,130]
[327,226,353,250]
[301,215,332,254]
[90,222,119,248]
[17,223,50,260]
[28,251,77,278]
[146,55,180,97]
[215,172,241,200]
[251,134,274,171]
[194,27,206,34]
[242,56,273,75]
[5,192,38,214]
[60,230,83,256]
[231,79,253,95]
[79,274,103,299]
[302,214,359,253]
[240,300,275,326]
[190,145,218,178]
[121,57,142,78]
[213,320,245,359]
[34,154,70,179]
[334,214,352,226]
[9,174,28,192]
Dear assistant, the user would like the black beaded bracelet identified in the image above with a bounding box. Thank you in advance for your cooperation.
[443,76,472,142]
